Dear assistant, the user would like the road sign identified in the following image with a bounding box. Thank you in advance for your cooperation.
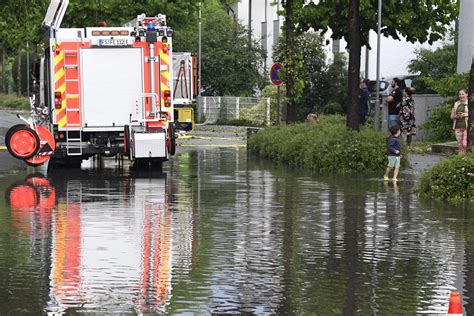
[270,63,284,86]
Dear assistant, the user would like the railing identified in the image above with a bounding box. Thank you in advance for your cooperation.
[196,96,271,126]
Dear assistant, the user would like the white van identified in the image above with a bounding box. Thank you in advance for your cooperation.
[368,75,418,109]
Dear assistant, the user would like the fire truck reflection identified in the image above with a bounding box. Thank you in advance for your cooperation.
[6,174,55,236]
[5,172,183,313]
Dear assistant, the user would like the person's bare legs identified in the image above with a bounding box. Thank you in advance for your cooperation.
[385,167,391,179]
[393,166,399,181]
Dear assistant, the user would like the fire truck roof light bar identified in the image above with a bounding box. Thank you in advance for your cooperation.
[43,0,69,30]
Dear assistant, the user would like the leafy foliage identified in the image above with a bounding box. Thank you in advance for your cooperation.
[0,0,48,51]
[292,0,457,129]
[248,115,407,174]
[408,44,456,81]
[261,84,286,125]
[298,0,458,47]
[408,42,469,95]
[0,93,29,110]
[273,34,347,120]
[1,0,264,97]
[199,2,265,96]
[424,73,470,98]
[420,104,454,142]
[418,155,474,202]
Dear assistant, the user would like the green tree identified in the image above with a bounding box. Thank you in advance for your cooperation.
[198,1,265,96]
[296,0,458,130]
[274,32,348,120]
[408,43,457,93]
[0,0,48,95]
[0,0,263,97]
[64,0,265,96]
[280,0,305,123]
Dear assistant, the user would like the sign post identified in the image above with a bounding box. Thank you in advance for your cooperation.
[270,63,284,124]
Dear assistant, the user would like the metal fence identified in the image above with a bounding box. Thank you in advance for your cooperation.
[197,96,271,126]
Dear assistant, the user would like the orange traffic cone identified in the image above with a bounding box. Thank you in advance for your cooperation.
[448,290,463,316]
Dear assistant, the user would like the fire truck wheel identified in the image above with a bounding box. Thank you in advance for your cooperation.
[6,125,40,160]
[4,124,25,142]
[167,124,176,155]
[124,125,131,158]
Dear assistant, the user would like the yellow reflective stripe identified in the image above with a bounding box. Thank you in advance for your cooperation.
[58,115,67,128]
[161,70,170,82]
[57,82,66,93]
[54,49,64,66]
[161,82,168,93]
[159,49,169,65]
[55,67,65,83]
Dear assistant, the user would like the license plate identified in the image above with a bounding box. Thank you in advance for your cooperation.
[98,39,128,46]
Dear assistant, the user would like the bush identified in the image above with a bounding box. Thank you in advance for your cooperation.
[418,155,474,201]
[262,85,286,124]
[420,104,453,142]
[323,102,344,115]
[248,115,407,174]
[0,93,29,110]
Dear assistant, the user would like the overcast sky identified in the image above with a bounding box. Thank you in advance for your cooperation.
[362,31,445,79]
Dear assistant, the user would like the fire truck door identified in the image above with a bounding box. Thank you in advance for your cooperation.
[81,48,143,128]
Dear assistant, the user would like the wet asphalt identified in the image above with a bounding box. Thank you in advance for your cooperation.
[0,109,446,175]
[0,110,27,172]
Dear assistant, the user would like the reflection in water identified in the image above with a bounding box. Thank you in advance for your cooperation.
[0,148,474,314]
[3,168,193,314]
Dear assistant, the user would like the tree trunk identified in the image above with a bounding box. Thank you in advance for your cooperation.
[1,47,6,94]
[467,58,474,149]
[284,0,297,123]
[346,0,362,131]
[16,48,22,97]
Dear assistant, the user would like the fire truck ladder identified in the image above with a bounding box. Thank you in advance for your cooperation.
[64,49,82,156]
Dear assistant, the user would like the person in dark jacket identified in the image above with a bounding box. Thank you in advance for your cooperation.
[384,125,401,181]
[386,77,403,127]
[358,78,370,125]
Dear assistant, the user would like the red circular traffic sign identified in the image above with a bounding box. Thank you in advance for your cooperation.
[270,63,284,86]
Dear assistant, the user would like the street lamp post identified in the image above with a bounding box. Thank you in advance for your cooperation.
[374,0,382,130]
[198,2,202,122]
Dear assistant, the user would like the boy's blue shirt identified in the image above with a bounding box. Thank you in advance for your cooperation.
[387,135,401,156]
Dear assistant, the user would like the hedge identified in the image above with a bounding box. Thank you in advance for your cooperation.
[248,115,407,174]
[418,154,474,201]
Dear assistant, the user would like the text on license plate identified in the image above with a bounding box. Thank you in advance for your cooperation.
[98,39,128,46]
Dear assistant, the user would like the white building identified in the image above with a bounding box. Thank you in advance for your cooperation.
[457,0,474,73]
[230,1,341,75]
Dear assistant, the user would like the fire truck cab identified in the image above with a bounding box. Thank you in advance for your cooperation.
[5,0,176,168]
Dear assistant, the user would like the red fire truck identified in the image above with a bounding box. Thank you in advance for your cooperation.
[5,0,176,168]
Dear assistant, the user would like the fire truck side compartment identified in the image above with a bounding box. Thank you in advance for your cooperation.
[133,132,166,158]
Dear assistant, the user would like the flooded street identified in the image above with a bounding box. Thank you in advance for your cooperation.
[1,147,474,314]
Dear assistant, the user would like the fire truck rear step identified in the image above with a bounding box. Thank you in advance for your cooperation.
[66,130,83,156]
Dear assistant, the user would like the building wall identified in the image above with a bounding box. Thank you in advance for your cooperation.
[230,1,341,74]
[457,0,474,73]
[230,0,282,74]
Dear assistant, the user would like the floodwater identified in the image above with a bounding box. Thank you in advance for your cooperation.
[1,148,474,315]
